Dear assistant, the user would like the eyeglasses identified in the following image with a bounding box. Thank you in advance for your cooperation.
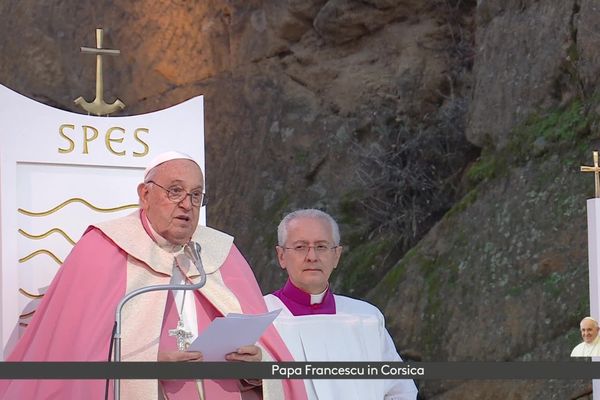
[281,244,339,256]
[147,180,208,207]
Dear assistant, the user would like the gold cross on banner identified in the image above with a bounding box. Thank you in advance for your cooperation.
[581,151,600,198]
[74,28,126,116]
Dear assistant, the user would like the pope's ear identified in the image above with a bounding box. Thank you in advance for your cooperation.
[137,183,149,207]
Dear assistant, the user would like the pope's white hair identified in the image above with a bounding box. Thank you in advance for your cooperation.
[581,316,599,328]
[277,209,340,246]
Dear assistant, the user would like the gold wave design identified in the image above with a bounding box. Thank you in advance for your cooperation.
[19,288,45,299]
[18,198,138,217]
[19,310,35,319]
[18,228,76,245]
[19,249,63,265]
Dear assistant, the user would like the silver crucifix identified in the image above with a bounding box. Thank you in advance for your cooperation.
[169,320,194,351]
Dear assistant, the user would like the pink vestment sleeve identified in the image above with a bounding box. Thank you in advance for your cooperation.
[220,245,308,400]
[0,228,127,400]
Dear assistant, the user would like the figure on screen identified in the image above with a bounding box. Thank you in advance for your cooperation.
[571,316,600,357]
[264,209,419,399]
[0,151,307,400]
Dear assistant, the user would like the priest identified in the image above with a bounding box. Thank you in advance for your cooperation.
[0,151,307,400]
[264,209,418,400]
[571,316,600,357]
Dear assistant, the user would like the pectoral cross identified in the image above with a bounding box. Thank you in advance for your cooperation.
[581,151,600,198]
[74,28,126,116]
[169,320,193,351]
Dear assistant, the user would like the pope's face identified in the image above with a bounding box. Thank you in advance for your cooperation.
[138,159,203,245]
[581,319,599,343]
[276,216,342,294]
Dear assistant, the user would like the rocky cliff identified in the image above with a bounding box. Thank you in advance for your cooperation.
[1,0,598,398]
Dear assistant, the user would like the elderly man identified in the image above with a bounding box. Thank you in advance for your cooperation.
[571,317,600,357]
[0,151,306,400]
[264,209,418,400]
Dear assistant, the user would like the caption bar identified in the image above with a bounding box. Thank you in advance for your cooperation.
[1,362,600,380]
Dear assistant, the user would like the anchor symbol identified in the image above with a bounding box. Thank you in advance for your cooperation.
[74,28,126,116]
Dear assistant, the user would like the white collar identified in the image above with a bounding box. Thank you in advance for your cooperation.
[310,287,328,305]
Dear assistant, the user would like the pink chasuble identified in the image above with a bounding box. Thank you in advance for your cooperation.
[0,211,307,400]
[0,228,128,400]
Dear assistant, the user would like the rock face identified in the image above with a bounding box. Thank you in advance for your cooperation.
[370,145,594,397]
[467,0,578,148]
[0,0,471,292]
[1,0,599,399]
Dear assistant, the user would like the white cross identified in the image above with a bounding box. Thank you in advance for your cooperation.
[169,320,193,351]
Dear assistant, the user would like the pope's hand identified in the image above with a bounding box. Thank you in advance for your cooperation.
[158,351,203,362]
[225,345,262,362]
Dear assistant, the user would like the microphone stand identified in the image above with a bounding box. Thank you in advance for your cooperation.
[112,242,206,400]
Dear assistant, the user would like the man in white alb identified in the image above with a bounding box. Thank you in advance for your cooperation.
[571,316,600,357]
[264,209,418,399]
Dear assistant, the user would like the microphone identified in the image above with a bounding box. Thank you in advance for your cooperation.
[184,241,205,277]
[111,240,207,400]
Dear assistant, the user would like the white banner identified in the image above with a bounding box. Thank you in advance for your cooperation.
[0,84,205,358]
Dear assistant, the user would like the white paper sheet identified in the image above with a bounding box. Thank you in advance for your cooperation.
[187,309,281,360]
